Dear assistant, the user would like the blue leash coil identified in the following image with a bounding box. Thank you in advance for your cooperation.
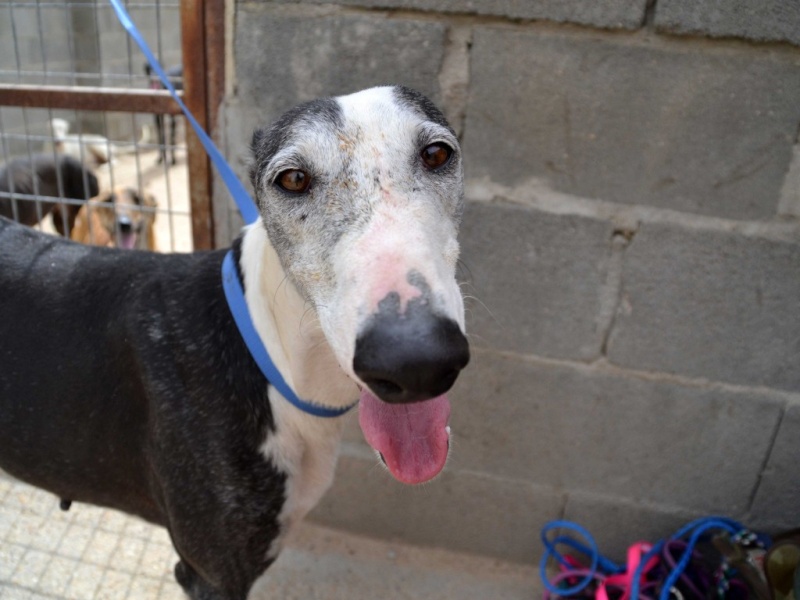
[541,516,766,600]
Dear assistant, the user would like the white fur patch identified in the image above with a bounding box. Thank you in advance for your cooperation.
[240,224,358,560]
[260,386,345,560]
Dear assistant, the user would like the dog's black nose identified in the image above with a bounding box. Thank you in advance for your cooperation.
[118,216,133,233]
[353,299,470,404]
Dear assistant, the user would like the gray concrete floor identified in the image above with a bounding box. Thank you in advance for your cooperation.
[0,473,539,599]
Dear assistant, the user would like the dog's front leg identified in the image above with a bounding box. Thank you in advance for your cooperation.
[174,559,233,600]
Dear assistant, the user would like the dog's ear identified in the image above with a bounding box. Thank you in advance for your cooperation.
[85,169,100,200]
[66,158,100,199]
[251,127,266,151]
[249,128,267,189]
[130,189,157,208]
[60,156,91,200]
[70,204,91,243]
[139,192,157,226]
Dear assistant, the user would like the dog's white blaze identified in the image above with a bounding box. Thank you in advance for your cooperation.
[314,87,466,385]
[240,223,357,560]
[242,87,466,593]
[260,387,345,560]
[240,223,358,405]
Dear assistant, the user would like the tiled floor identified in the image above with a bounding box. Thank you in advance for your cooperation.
[0,475,182,600]
[0,472,539,599]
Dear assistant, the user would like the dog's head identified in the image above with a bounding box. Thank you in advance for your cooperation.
[75,186,156,249]
[250,86,469,484]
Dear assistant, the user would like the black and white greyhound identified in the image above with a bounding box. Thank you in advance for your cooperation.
[0,86,469,599]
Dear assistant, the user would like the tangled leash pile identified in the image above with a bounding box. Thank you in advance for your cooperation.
[540,517,773,600]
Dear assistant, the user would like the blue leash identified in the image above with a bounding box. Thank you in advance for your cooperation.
[108,0,259,225]
[109,0,356,418]
[540,516,756,599]
[540,520,623,597]
[221,253,356,418]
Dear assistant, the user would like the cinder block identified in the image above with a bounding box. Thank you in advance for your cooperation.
[563,493,703,562]
[446,348,783,514]
[464,27,800,220]
[216,100,264,247]
[459,200,615,360]
[235,5,446,116]
[265,0,648,30]
[608,223,800,391]
[748,403,800,532]
[310,446,565,563]
[220,103,264,178]
[655,0,800,47]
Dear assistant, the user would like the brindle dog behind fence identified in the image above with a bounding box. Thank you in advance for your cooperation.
[71,186,158,250]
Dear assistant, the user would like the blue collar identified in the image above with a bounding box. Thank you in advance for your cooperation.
[221,251,357,418]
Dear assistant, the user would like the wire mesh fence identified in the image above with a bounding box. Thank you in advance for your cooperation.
[0,0,192,252]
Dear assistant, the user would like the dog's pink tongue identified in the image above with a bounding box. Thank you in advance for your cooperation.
[359,389,450,485]
[119,232,137,250]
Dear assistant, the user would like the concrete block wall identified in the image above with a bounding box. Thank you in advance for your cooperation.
[218,0,800,563]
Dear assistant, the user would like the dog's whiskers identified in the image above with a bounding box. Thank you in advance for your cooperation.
[461,294,500,327]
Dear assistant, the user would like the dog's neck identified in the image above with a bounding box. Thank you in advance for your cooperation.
[239,223,359,411]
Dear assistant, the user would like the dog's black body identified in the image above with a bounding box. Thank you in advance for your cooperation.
[0,154,99,235]
[0,217,283,599]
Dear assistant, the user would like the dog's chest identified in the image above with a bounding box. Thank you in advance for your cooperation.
[260,387,346,554]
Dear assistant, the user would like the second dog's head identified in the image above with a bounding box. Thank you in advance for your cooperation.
[250,86,469,484]
[72,186,157,250]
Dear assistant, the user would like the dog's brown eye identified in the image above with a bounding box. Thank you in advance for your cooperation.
[276,169,311,193]
[421,143,453,170]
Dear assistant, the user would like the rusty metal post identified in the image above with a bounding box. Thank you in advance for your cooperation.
[181,0,215,250]
[0,85,183,114]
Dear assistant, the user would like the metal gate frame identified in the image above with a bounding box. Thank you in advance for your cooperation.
[0,0,225,251]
